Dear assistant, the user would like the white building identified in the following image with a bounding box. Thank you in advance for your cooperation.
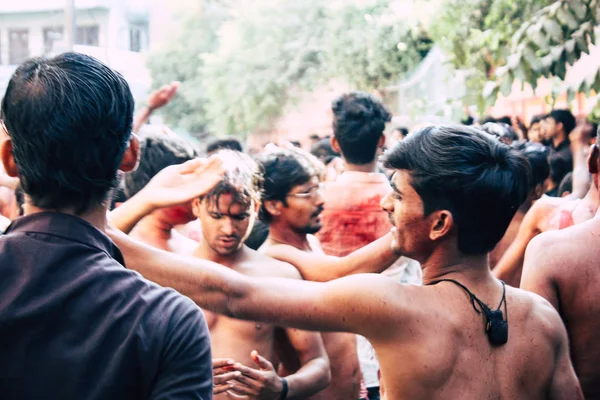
[0,0,153,100]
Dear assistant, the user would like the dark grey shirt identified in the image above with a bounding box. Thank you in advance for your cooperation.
[0,212,212,399]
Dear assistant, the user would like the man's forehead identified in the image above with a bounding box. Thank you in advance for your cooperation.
[391,170,414,192]
[291,176,319,189]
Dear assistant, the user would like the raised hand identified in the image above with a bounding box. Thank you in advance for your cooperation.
[148,81,180,111]
[139,156,225,209]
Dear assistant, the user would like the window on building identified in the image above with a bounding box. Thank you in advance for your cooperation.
[9,29,29,65]
[129,24,148,52]
[43,26,64,54]
[76,25,99,46]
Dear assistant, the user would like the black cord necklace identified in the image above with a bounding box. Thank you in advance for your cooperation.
[427,279,509,346]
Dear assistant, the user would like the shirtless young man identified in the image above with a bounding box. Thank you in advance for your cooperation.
[111,125,582,399]
[111,151,330,399]
[521,142,600,400]
[493,124,598,286]
[111,134,199,254]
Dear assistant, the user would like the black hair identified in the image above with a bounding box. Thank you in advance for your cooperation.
[245,219,269,250]
[511,141,550,188]
[332,91,391,165]
[124,134,197,199]
[558,172,573,197]
[394,127,409,137]
[311,138,340,165]
[206,138,243,154]
[383,125,531,255]
[549,109,576,135]
[258,150,316,223]
[0,52,134,213]
[290,141,302,148]
[530,114,545,126]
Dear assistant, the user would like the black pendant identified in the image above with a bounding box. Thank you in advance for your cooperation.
[486,310,508,345]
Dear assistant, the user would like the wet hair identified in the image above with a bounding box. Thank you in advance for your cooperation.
[549,109,576,135]
[0,53,134,213]
[258,149,316,223]
[203,150,263,214]
[511,141,550,188]
[124,134,197,198]
[332,91,391,165]
[530,114,546,127]
[311,138,340,165]
[480,122,519,144]
[206,138,243,154]
[383,125,531,255]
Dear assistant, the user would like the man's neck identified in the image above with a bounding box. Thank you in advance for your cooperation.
[343,160,377,173]
[420,247,493,286]
[267,221,311,251]
[195,240,247,267]
[24,202,108,232]
[552,131,567,148]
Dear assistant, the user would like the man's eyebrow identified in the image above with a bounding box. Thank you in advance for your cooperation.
[390,181,402,194]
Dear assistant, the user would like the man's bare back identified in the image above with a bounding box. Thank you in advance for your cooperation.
[522,217,600,399]
[357,277,580,399]
[494,195,595,286]
[261,236,361,400]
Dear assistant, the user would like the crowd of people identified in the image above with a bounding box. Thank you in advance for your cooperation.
[0,52,599,399]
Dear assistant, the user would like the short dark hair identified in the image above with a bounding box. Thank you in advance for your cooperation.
[383,125,531,255]
[511,141,550,188]
[394,127,409,137]
[479,122,519,143]
[258,150,316,223]
[332,91,391,165]
[1,52,134,213]
[124,134,197,198]
[549,109,576,135]
[529,114,545,126]
[206,138,243,154]
[311,138,339,165]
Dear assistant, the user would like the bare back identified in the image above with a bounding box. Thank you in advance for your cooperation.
[522,219,600,399]
[367,281,579,399]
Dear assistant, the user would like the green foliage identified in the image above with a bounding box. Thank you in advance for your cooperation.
[485,0,599,103]
[146,3,227,138]
[150,0,432,137]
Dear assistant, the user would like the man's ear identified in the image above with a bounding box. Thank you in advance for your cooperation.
[120,133,140,173]
[263,199,283,218]
[377,134,386,149]
[429,210,454,242]
[330,136,341,154]
[191,198,202,218]
[0,138,18,178]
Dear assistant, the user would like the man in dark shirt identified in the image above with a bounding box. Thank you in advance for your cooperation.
[542,109,576,196]
[0,53,217,399]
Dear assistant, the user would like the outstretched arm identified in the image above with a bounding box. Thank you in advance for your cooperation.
[109,227,402,338]
[263,233,398,282]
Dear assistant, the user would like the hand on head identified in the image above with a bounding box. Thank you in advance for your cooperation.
[138,156,225,209]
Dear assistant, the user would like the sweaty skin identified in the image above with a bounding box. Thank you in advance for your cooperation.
[522,215,600,399]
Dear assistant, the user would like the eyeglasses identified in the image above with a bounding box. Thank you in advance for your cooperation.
[287,183,323,199]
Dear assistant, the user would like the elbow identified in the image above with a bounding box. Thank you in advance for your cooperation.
[316,357,332,391]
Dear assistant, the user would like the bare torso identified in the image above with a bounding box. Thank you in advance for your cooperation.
[201,249,314,400]
[539,220,600,399]
[261,236,362,400]
[371,282,569,399]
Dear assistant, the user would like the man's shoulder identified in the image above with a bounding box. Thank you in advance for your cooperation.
[243,248,303,279]
[508,286,565,341]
